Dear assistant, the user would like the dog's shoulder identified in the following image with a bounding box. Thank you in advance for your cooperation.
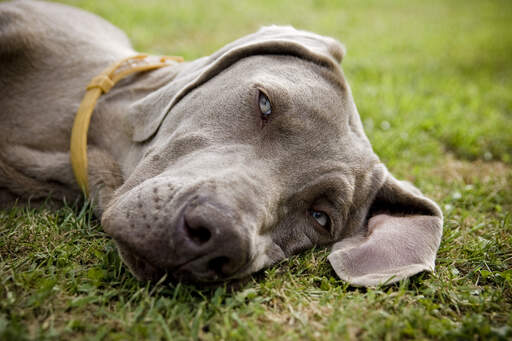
[0,1,135,120]
[0,1,34,68]
[0,1,132,72]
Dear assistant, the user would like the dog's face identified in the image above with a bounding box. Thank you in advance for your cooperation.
[101,27,443,286]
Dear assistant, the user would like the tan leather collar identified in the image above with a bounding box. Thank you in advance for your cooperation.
[70,54,183,196]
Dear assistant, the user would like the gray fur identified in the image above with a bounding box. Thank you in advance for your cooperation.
[0,1,443,286]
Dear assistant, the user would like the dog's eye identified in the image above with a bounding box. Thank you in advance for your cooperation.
[311,209,330,230]
[258,91,272,118]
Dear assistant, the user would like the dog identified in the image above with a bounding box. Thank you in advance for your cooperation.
[0,0,443,286]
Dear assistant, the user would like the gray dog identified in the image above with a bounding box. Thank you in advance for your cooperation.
[0,1,443,287]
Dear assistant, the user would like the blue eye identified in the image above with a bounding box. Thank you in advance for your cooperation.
[311,210,330,228]
[258,91,272,118]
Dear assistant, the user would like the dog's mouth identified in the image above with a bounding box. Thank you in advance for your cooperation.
[114,240,253,284]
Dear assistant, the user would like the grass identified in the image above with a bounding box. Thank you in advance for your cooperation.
[1,0,511,339]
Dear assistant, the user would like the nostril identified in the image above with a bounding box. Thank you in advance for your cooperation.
[208,256,230,277]
[184,218,212,245]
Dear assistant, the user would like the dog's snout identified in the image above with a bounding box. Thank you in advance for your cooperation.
[178,199,249,281]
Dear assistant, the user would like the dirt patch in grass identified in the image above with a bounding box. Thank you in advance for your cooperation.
[431,155,511,184]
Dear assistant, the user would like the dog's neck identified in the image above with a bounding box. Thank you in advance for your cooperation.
[87,65,183,183]
[70,55,183,195]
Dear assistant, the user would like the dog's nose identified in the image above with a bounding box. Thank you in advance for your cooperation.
[176,199,249,281]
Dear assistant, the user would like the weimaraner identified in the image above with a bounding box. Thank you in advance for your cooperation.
[0,1,443,286]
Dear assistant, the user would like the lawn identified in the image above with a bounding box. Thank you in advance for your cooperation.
[1,0,511,340]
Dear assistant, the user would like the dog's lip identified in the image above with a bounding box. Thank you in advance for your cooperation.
[114,241,165,281]
[116,240,184,279]
[120,244,228,283]
[135,243,255,283]
[172,249,255,283]
[116,240,255,284]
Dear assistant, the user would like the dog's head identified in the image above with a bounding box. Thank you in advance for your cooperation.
[101,26,442,286]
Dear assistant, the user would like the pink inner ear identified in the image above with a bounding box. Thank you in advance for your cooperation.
[366,214,435,256]
[328,213,442,286]
[367,214,392,234]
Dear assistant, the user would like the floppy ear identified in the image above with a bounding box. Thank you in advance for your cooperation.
[127,25,345,142]
[328,170,443,287]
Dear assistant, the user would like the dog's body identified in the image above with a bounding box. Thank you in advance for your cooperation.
[0,1,443,286]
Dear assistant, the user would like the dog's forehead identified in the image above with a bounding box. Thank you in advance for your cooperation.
[237,54,349,132]
[242,56,369,162]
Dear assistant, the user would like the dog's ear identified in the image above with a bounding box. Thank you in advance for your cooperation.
[128,26,345,142]
[328,168,443,287]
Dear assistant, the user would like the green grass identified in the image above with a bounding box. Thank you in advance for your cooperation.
[1,0,511,339]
